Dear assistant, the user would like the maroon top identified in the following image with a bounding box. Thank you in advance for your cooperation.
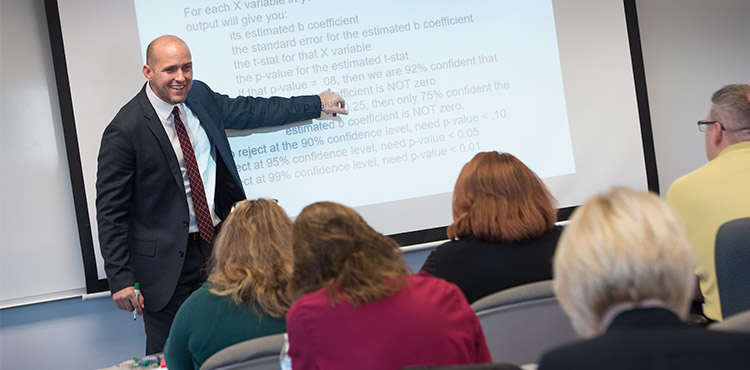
[287,271,492,370]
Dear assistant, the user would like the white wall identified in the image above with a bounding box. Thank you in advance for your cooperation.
[0,0,86,306]
[0,296,146,370]
[1,0,748,369]
[0,1,146,369]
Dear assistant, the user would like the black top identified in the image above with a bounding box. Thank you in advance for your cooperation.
[420,226,562,303]
[538,308,750,370]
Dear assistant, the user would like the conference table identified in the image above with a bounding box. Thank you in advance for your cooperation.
[98,353,166,369]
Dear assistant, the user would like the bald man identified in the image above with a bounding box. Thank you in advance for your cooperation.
[96,35,347,353]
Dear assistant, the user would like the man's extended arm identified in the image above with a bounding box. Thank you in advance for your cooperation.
[190,81,346,130]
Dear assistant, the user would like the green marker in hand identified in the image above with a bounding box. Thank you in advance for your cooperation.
[133,282,140,320]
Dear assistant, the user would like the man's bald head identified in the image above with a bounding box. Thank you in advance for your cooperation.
[146,35,191,66]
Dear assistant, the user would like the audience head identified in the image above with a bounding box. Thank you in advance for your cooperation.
[207,198,293,318]
[705,83,750,160]
[447,151,556,243]
[289,201,409,307]
[553,187,695,337]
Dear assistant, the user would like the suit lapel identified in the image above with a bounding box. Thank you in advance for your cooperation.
[138,85,185,191]
[185,99,221,144]
[186,97,243,188]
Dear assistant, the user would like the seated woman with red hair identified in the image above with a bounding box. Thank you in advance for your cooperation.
[421,151,561,303]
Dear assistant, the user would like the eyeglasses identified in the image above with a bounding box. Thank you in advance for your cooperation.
[697,120,725,132]
[230,198,279,213]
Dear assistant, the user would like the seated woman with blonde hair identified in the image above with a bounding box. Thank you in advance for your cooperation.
[164,198,292,369]
[539,188,750,370]
[421,151,561,303]
[286,201,491,370]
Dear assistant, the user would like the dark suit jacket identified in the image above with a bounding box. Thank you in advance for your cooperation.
[96,80,320,312]
[421,226,562,303]
[538,308,750,370]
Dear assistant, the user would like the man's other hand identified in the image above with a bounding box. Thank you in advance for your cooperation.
[113,286,145,315]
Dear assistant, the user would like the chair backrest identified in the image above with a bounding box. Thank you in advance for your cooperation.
[715,217,750,319]
[470,280,579,366]
[199,333,284,370]
[710,310,750,334]
[403,363,523,370]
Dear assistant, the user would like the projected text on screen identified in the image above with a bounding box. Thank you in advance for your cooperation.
[134,0,575,217]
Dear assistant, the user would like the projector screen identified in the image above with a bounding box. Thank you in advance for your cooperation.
[47,0,655,292]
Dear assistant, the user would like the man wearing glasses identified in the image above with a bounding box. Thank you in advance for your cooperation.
[667,83,750,322]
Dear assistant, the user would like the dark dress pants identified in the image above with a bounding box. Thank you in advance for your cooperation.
[143,237,211,355]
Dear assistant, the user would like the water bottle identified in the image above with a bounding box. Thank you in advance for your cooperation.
[279,333,292,370]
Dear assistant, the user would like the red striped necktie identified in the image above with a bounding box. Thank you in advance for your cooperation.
[172,106,214,243]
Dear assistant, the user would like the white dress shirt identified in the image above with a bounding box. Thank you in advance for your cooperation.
[145,83,222,232]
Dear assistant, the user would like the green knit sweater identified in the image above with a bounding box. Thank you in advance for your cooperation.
[163,284,286,369]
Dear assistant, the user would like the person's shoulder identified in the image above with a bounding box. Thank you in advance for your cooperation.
[191,79,211,91]
[409,272,444,291]
[694,327,750,347]
[432,236,484,254]
[666,164,711,203]
[109,85,148,123]
[186,80,228,110]
[539,225,564,241]
[410,272,466,301]
[538,346,573,370]
[423,240,461,270]
[538,352,580,370]
[538,338,601,370]
[171,285,215,328]
[177,284,214,310]
[541,325,750,370]
[430,239,457,255]
[668,154,737,194]
[192,283,214,298]
[288,287,330,315]
[187,80,215,98]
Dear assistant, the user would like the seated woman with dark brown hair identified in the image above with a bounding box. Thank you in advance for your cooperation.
[286,201,491,370]
[421,151,561,303]
[164,199,293,369]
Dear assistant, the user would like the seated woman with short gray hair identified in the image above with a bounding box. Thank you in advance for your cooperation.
[538,187,750,370]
